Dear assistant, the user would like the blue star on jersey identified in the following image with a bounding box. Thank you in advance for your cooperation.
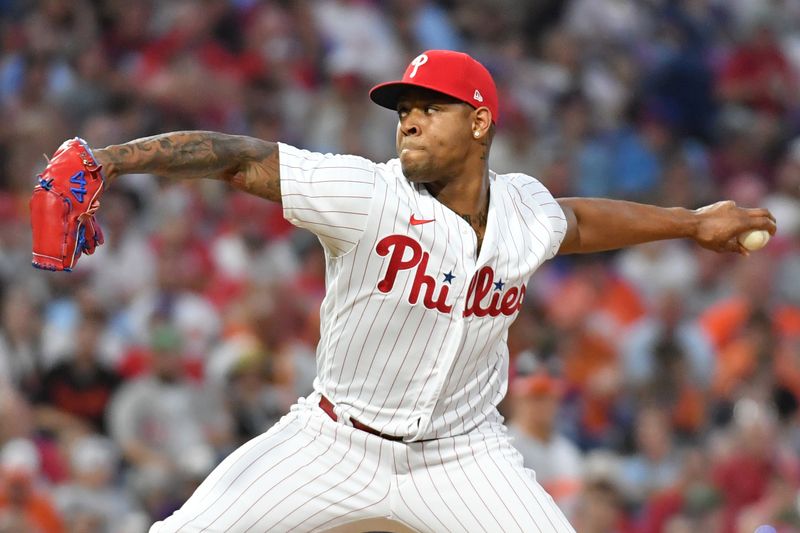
[442,271,455,284]
[493,279,505,291]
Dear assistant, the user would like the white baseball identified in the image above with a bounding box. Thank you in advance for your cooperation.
[738,229,770,251]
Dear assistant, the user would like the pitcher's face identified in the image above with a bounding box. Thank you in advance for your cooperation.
[395,88,475,184]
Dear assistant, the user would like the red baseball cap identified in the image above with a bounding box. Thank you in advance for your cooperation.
[512,373,564,398]
[370,50,498,122]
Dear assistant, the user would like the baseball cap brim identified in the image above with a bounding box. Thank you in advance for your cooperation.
[369,80,479,113]
[512,374,564,397]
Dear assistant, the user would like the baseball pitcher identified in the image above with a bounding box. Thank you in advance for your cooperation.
[30,50,775,532]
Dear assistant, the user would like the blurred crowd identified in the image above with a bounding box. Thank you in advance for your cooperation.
[1,0,800,532]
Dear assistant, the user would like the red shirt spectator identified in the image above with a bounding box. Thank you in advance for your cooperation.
[718,25,796,115]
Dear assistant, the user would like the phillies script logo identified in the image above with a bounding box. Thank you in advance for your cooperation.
[375,235,525,316]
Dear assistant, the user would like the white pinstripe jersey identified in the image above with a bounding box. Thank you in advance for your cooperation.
[279,142,567,441]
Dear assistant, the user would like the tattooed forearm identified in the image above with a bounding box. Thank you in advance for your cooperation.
[98,132,243,180]
[94,131,282,202]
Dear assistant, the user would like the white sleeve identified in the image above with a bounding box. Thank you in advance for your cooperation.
[278,143,375,256]
[513,174,567,260]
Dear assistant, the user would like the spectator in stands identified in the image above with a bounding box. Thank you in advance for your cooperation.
[711,399,792,532]
[125,223,221,361]
[0,382,33,446]
[0,287,42,398]
[0,439,62,533]
[52,435,143,533]
[209,333,293,444]
[34,310,121,436]
[637,446,723,533]
[106,323,232,515]
[620,290,713,387]
[571,478,629,533]
[765,139,800,241]
[508,371,584,513]
[88,187,157,309]
[736,466,800,532]
[718,17,796,116]
[619,406,682,508]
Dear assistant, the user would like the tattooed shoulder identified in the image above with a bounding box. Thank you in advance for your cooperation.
[218,137,281,203]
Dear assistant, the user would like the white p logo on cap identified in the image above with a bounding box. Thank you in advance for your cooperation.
[409,54,428,78]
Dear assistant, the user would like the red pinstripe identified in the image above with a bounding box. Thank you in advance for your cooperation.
[453,436,507,531]
[308,438,390,532]
[474,430,545,531]
[281,162,378,172]
[175,424,307,531]
[323,176,389,387]
[420,441,471,531]
[338,188,402,396]
[244,424,349,531]
[348,215,423,405]
[200,423,326,532]
[284,431,369,532]
[283,193,372,199]
[429,439,487,532]
[389,444,435,531]
[466,431,528,532]
[493,430,567,532]
[292,218,365,232]
[290,207,370,215]
[281,173,375,181]
[401,443,451,532]
[305,231,356,245]
[403,198,463,420]
[357,182,444,418]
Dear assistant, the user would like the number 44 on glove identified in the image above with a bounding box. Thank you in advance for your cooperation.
[30,137,105,271]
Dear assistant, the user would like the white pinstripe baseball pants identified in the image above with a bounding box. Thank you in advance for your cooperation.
[149,396,575,533]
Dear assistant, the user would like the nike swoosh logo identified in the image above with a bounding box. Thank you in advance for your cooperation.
[410,214,435,226]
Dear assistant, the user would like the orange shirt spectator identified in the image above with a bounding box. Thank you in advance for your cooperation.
[0,471,63,533]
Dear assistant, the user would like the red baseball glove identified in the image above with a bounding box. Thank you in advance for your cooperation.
[30,137,105,271]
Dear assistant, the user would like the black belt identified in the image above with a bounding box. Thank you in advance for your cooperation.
[319,395,405,442]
